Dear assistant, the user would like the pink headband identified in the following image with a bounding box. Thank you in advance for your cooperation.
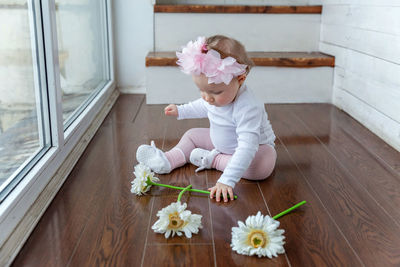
[176,36,247,85]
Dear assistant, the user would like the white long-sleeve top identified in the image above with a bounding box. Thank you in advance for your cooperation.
[176,84,276,188]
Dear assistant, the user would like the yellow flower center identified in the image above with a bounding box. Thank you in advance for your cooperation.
[168,212,185,229]
[248,230,269,248]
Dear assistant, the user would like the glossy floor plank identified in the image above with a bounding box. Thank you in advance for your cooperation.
[143,244,215,267]
[259,140,362,266]
[12,121,126,267]
[12,95,400,267]
[268,105,400,266]
[287,104,400,223]
[330,106,400,174]
[207,181,290,267]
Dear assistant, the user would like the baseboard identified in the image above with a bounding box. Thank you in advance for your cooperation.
[118,86,147,94]
[0,89,120,267]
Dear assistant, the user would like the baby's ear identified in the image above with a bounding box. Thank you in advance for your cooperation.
[237,74,247,84]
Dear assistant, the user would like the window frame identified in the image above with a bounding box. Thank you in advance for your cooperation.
[0,0,115,256]
[0,0,52,203]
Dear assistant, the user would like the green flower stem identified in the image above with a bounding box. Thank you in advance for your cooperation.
[146,177,238,200]
[273,201,307,220]
[177,184,192,202]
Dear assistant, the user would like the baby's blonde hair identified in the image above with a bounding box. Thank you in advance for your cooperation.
[205,35,254,75]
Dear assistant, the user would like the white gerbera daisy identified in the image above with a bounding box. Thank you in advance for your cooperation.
[131,163,160,195]
[152,201,202,238]
[231,211,285,258]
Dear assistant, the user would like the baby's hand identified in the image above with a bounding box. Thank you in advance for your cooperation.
[164,104,178,116]
[208,182,234,203]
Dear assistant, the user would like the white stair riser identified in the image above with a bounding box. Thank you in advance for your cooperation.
[157,0,321,5]
[155,14,320,51]
[146,66,333,104]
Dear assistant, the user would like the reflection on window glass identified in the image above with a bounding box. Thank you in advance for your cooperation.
[0,1,50,197]
[55,0,109,128]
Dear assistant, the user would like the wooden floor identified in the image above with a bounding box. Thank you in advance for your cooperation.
[12,94,400,267]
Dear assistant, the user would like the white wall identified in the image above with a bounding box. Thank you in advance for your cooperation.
[156,0,321,4]
[320,0,400,151]
[113,0,154,94]
[154,13,321,52]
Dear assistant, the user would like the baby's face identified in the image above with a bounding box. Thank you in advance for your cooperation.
[192,74,242,107]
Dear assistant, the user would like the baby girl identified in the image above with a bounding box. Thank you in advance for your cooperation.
[137,35,276,202]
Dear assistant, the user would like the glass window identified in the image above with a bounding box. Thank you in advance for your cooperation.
[55,0,110,130]
[0,0,51,201]
[0,0,111,204]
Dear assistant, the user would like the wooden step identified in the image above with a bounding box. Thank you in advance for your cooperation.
[146,52,335,68]
[154,4,322,14]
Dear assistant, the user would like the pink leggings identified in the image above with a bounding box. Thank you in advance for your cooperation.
[165,128,277,181]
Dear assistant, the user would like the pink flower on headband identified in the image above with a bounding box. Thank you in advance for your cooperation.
[176,36,206,75]
[176,37,247,85]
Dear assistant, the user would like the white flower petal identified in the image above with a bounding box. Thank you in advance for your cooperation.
[165,230,171,239]
[131,163,159,195]
[152,201,202,239]
[231,211,285,258]
[184,229,192,238]
[237,221,246,228]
